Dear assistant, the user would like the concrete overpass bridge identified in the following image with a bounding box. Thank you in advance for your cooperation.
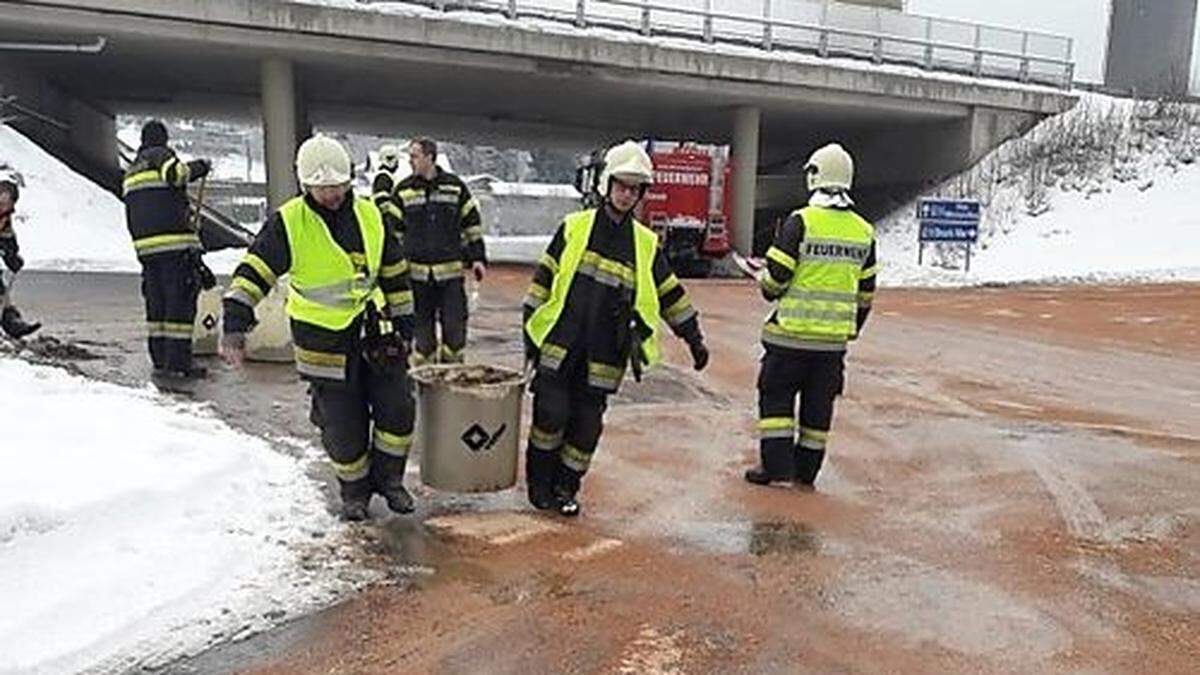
[0,0,1076,251]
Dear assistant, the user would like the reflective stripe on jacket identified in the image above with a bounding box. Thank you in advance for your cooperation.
[766,205,874,348]
[525,209,662,368]
[281,196,385,331]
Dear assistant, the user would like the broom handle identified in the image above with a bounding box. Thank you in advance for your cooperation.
[191,174,208,232]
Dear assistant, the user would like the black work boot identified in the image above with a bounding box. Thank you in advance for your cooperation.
[794,448,826,487]
[150,368,196,394]
[526,447,562,511]
[371,452,415,515]
[744,445,796,486]
[743,466,796,486]
[552,464,583,518]
[179,364,208,379]
[339,477,373,522]
[1,306,40,339]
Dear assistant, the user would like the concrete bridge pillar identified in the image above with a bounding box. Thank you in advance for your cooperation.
[260,56,300,210]
[731,105,761,256]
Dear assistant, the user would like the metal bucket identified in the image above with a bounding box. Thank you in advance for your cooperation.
[410,364,525,493]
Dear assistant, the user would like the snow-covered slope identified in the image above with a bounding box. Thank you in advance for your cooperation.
[878,94,1200,286]
[0,126,133,272]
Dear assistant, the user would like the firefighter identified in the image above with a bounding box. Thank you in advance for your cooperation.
[219,134,417,522]
[390,137,486,365]
[371,143,402,233]
[744,143,877,488]
[0,171,41,339]
[122,120,213,383]
[522,140,710,517]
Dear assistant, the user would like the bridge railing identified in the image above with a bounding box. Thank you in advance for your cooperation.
[351,0,1074,89]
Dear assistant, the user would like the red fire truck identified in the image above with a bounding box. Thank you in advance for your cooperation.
[576,140,733,277]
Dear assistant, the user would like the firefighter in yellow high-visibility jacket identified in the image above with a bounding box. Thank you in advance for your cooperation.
[745,143,877,488]
[221,135,417,522]
[522,140,710,516]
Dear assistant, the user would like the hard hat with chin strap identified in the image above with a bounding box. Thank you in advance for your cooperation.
[296,134,352,188]
[805,143,854,193]
[599,140,653,194]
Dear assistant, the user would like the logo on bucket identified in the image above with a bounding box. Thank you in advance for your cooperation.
[462,423,506,453]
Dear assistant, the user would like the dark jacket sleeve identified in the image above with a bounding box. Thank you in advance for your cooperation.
[652,247,701,343]
[222,213,291,334]
[0,214,19,265]
[458,180,486,265]
[372,172,394,208]
[522,222,567,358]
[378,217,414,339]
[372,172,403,233]
[855,240,877,336]
[761,212,804,301]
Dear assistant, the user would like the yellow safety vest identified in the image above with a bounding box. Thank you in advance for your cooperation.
[280,196,385,331]
[525,209,662,367]
[775,206,874,343]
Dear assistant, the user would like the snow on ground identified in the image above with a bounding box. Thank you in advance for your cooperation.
[488,181,580,199]
[0,126,133,273]
[877,94,1200,287]
[486,233,552,263]
[877,169,1200,286]
[0,357,374,674]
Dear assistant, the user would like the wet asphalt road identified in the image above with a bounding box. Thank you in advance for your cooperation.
[8,270,1200,674]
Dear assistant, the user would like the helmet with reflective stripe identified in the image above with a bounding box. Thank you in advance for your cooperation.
[805,143,854,193]
[296,134,352,187]
[378,143,400,168]
[599,140,653,193]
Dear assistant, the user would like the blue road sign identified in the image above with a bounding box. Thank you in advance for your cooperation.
[918,199,980,243]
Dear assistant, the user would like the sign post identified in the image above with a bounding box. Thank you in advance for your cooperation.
[917,198,981,272]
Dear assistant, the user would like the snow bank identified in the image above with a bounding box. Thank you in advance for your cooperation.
[0,126,134,272]
[487,181,580,199]
[485,233,551,263]
[0,357,373,673]
[877,94,1200,286]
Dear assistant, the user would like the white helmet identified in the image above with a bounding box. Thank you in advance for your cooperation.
[295,134,352,187]
[805,143,854,193]
[599,140,653,193]
[378,143,400,168]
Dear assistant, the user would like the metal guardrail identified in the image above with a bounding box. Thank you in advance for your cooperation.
[352,0,1074,89]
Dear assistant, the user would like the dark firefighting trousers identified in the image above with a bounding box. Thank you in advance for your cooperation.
[412,277,467,364]
[308,349,416,504]
[525,356,608,502]
[140,250,199,372]
[757,347,845,483]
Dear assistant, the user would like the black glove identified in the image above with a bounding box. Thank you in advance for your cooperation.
[3,252,22,273]
[189,158,212,180]
[392,314,414,344]
[364,331,409,374]
[193,252,216,290]
[364,311,411,375]
[687,337,709,372]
